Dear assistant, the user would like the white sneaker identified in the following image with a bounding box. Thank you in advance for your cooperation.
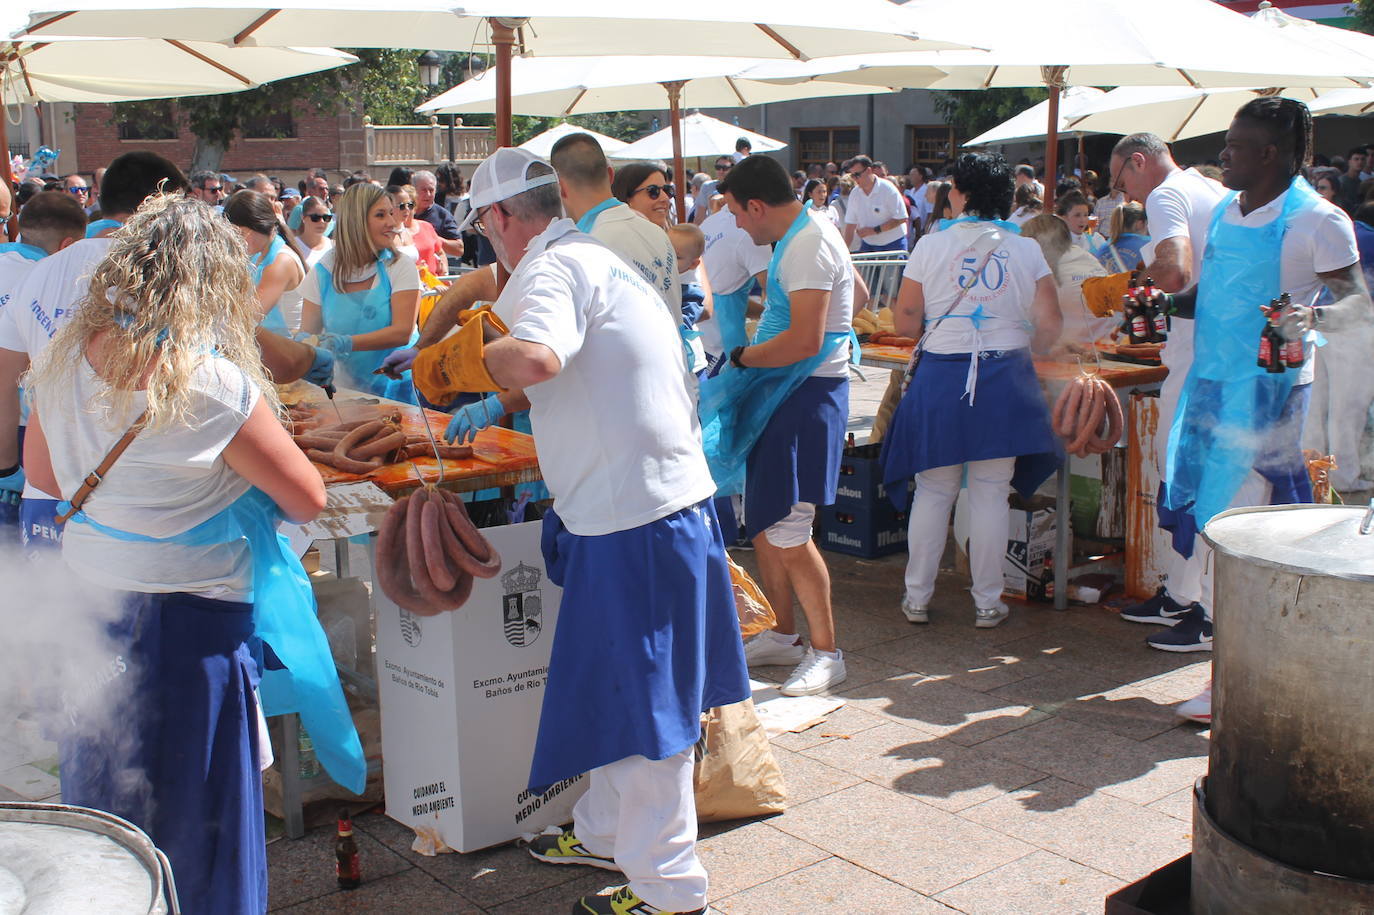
[779,649,847,696]
[974,602,1010,629]
[900,596,929,624]
[743,630,805,667]
[1176,681,1212,724]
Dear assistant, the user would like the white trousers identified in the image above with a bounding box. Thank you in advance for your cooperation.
[904,458,1014,609]
[572,750,706,912]
[1173,471,1270,622]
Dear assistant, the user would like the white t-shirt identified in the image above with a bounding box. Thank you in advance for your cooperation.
[903,221,1051,354]
[1143,167,1226,375]
[699,209,771,356]
[1216,187,1358,386]
[0,237,114,498]
[296,247,421,304]
[772,210,854,378]
[37,355,260,599]
[583,203,682,314]
[293,236,334,271]
[494,218,714,537]
[844,177,909,247]
[0,248,42,314]
[1054,247,1116,344]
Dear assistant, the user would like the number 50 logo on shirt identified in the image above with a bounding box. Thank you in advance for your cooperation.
[951,248,1010,303]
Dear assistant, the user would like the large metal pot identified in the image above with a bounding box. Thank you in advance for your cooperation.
[0,802,178,914]
[1201,504,1374,880]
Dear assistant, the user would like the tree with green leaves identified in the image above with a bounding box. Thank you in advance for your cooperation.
[114,48,429,174]
[1354,0,1374,34]
[932,87,1050,140]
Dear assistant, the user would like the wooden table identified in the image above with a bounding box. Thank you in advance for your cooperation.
[856,343,1168,610]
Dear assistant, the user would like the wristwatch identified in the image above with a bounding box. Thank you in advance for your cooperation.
[730,345,748,369]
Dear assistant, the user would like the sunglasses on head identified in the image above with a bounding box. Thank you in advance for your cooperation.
[307,213,333,223]
[634,184,673,200]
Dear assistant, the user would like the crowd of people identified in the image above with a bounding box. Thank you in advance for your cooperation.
[0,97,1370,914]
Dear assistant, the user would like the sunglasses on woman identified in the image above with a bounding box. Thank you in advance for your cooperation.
[307,213,333,223]
[395,201,416,210]
[633,184,673,200]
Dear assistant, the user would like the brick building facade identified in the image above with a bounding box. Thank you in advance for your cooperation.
[71,101,368,184]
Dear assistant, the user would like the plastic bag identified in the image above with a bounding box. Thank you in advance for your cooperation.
[728,556,775,640]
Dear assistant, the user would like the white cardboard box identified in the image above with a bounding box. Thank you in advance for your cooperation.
[1004,500,1056,601]
[375,519,586,853]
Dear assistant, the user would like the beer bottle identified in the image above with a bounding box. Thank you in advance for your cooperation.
[335,809,361,890]
[1127,295,1148,344]
[1279,292,1305,369]
[1257,299,1276,369]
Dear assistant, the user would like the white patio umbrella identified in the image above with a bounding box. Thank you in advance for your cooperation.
[417,54,892,213]
[962,86,1105,146]
[745,0,1374,200]
[1063,3,1374,142]
[518,122,627,159]
[608,112,785,160]
[14,0,978,147]
[0,14,357,235]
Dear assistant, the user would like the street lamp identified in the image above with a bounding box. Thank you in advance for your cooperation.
[416,50,442,90]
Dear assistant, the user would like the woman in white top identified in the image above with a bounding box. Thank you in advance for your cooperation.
[21,193,355,915]
[1008,182,1044,227]
[804,178,843,230]
[298,183,421,400]
[292,194,334,270]
[880,153,1062,630]
[1020,213,1116,346]
[223,188,305,334]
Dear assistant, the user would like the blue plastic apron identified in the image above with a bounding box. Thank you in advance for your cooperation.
[575,197,620,234]
[57,486,367,793]
[85,218,121,238]
[251,234,290,332]
[698,208,848,495]
[711,281,752,359]
[317,249,417,401]
[1163,176,1319,541]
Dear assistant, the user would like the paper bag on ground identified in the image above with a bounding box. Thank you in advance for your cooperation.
[693,698,787,822]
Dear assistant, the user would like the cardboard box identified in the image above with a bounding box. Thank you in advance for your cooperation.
[1003,495,1056,602]
[375,520,586,853]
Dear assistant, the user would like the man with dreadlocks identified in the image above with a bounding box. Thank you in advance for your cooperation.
[1160,97,1373,722]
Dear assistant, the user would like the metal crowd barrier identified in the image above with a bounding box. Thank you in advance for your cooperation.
[849,250,908,314]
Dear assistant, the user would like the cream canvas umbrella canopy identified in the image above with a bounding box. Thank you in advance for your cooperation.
[1063,3,1374,142]
[14,0,978,147]
[417,54,892,212]
[518,122,627,159]
[962,86,1105,146]
[745,0,1374,200]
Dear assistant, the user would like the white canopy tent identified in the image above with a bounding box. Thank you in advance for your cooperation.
[962,86,1105,146]
[517,122,627,159]
[608,112,784,161]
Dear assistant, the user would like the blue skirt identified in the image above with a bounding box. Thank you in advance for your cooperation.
[881,349,1060,508]
[58,591,267,915]
[530,501,749,791]
[744,376,849,539]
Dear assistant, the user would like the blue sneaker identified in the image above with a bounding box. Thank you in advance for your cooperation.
[1120,587,1191,626]
[1146,604,1213,652]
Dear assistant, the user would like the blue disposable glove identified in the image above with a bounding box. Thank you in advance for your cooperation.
[317,332,353,356]
[290,330,313,343]
[0,464,24,495]
[381,346,418,379]
[445,395,506,445]
[304,345,335,388]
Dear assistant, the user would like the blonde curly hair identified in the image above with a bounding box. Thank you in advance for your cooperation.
[29,191,278,431]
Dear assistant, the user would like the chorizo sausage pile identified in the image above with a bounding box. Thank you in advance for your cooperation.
[868,332,918,347]
[291,414,473,472]
[1051,374,1124,458]
[375,487,502,615]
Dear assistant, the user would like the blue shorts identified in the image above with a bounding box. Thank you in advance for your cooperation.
[859,237,908,254]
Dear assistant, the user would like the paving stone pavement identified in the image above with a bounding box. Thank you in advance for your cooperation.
[266,547,1208,913]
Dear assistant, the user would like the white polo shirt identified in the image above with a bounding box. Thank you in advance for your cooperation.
[698,209,771,356]
[493,218,714,536]
[844,177,909,247]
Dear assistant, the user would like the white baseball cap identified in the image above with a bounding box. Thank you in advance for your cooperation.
[457,147,560,232]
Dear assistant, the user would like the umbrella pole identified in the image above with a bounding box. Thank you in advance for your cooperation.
[490,18,517,147]
[663,80,687,224]
[1044,86,1060,209]
[0,113,15,242]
